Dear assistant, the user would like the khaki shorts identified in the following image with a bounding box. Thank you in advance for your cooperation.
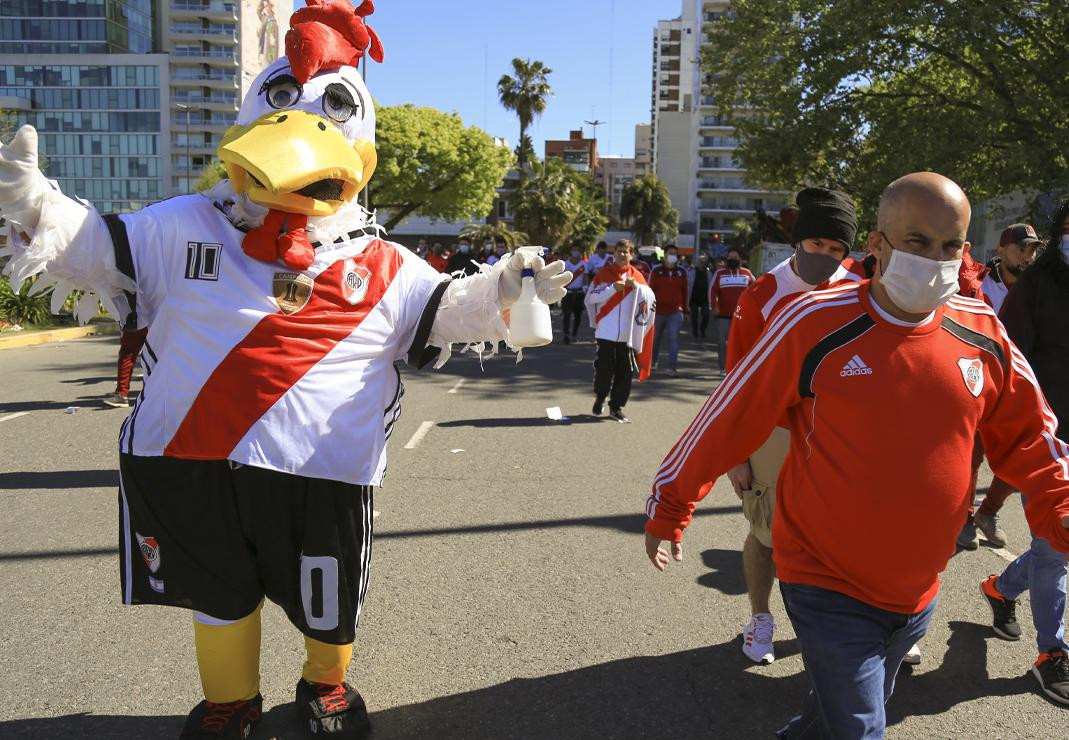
[740,426,790,548]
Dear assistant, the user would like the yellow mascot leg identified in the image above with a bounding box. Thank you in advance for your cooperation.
[302,636,353,686]
[193,602,263,702]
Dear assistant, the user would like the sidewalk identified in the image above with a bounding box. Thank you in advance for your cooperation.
[0,321,120,350]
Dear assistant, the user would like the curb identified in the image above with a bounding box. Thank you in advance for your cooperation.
[0,321,121,350]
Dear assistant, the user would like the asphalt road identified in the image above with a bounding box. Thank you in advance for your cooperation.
[0,326,1062,739]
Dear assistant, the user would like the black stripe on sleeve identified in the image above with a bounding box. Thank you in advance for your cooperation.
[940,316,1006,371]
[406,278,451,369]
[798,313,876,398]
[143,339,158,365]
[103,213,137,327]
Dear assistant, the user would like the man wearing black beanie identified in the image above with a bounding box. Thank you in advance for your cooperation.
[720,186,861,666]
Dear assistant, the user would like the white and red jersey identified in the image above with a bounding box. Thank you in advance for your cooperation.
[709,267,755,317]
[585,252,613,282]
[563,258,587,291]
[647,281,1069,613]
[981,264,1009,314]
[727,256,861,371]
[112,195,446,486]
[585,263,656,379]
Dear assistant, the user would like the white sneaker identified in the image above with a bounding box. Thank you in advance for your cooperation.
[742,613,775,664]
[903,642,922,665]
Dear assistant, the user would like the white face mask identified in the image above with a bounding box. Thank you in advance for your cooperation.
[665,254,678,267]
[458,243,470,254]
[880,244,961,314]
[1061,234,1069,260]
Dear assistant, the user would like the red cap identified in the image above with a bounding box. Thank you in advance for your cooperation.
[999,223,1041,247]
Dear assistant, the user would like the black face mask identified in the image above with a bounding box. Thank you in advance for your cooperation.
[726,258,740,269]
[794,245,843,285]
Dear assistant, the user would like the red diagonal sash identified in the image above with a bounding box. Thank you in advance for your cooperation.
[596,286,632,322]
[165,239,402,459]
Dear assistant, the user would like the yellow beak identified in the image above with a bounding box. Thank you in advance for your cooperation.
[218,110,377,217]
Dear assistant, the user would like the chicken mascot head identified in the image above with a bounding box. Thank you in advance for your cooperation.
[0,1,570,737]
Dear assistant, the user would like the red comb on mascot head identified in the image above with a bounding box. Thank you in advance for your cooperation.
[0,0,573,735]
[220,0,384,271]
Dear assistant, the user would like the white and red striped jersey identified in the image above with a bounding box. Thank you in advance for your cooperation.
[981,265,1009,314]
[113,195,446,486]
[563,258,587,291]
[709,267,755,317]
[585,252,613,281]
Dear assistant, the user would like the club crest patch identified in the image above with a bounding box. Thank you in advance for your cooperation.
[957,357,984,397]
[273,272,314,314]
[636,300,652,325]
[341,258,371,305]
[135,532,161,574]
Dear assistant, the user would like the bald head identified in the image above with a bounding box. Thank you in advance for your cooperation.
[867,172,971,267]
[877,173,971,233]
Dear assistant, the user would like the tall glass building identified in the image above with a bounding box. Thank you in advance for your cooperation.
[0,1,167,213]
[0,1,289,212]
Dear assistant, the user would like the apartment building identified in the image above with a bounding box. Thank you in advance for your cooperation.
[651,0,787,254]
[0,1,290,213]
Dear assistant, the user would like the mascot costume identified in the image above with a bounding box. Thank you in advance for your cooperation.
[0,1,570,737]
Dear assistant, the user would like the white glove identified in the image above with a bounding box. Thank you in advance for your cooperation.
[0,125,49,231]
[498,251,572,307]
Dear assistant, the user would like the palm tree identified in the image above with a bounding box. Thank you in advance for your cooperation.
[497,58,552,168]
[619,174,679,245]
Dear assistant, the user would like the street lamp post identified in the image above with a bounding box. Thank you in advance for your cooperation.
[175,102,192,194]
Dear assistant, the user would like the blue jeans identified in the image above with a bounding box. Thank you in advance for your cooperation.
[996,496,1069,653]
[779,583,936,739]
[652,311,683,371]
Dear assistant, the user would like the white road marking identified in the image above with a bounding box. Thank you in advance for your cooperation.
[447,378,466,394]
[403,421,435,450]
[0,411,30,423]
[990,546,1017,563]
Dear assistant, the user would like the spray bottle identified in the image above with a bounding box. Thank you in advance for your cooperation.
[507,246,554,348]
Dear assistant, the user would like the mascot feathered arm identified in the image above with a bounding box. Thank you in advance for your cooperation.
[0,126,134,323]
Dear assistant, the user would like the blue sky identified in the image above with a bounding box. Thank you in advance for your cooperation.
[363,0,682,157]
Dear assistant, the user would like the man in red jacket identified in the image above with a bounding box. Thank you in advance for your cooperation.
[709,247,755,372]
[724,187,859,665]
[648,244,689,376]
[644,172,1069,739]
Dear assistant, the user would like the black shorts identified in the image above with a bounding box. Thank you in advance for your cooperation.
[118,454,374,645]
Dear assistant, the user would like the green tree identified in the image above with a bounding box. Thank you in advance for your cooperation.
[497,58,552,168]
[703,0,1069,220]
[194,160,227,192]
[370,105,514,231]
[459,221,528,247]
[509,158,608,250]
[619,174,679,245]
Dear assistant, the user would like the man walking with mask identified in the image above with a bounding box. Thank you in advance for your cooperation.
[649,244,689,375]
[723,187,859,664]
[446,237,480,276]
[645,173,1069,739]
[689,252,712,339]
[709,248,754,373]
[561,246,588,343]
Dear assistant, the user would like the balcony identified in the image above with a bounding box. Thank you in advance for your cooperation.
[171,48,237,66]
[173,93,238,111]
[699,136,738,149]
[171,26,238,44]
[699,115,732,128]
[173,113,236,132]
[171,70,238,90]
[171,2,238,20]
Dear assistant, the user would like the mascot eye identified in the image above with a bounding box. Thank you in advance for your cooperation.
[262,74,302,109]
[322,83,357,123]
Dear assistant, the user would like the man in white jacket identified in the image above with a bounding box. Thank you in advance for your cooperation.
[584,239,656,423]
